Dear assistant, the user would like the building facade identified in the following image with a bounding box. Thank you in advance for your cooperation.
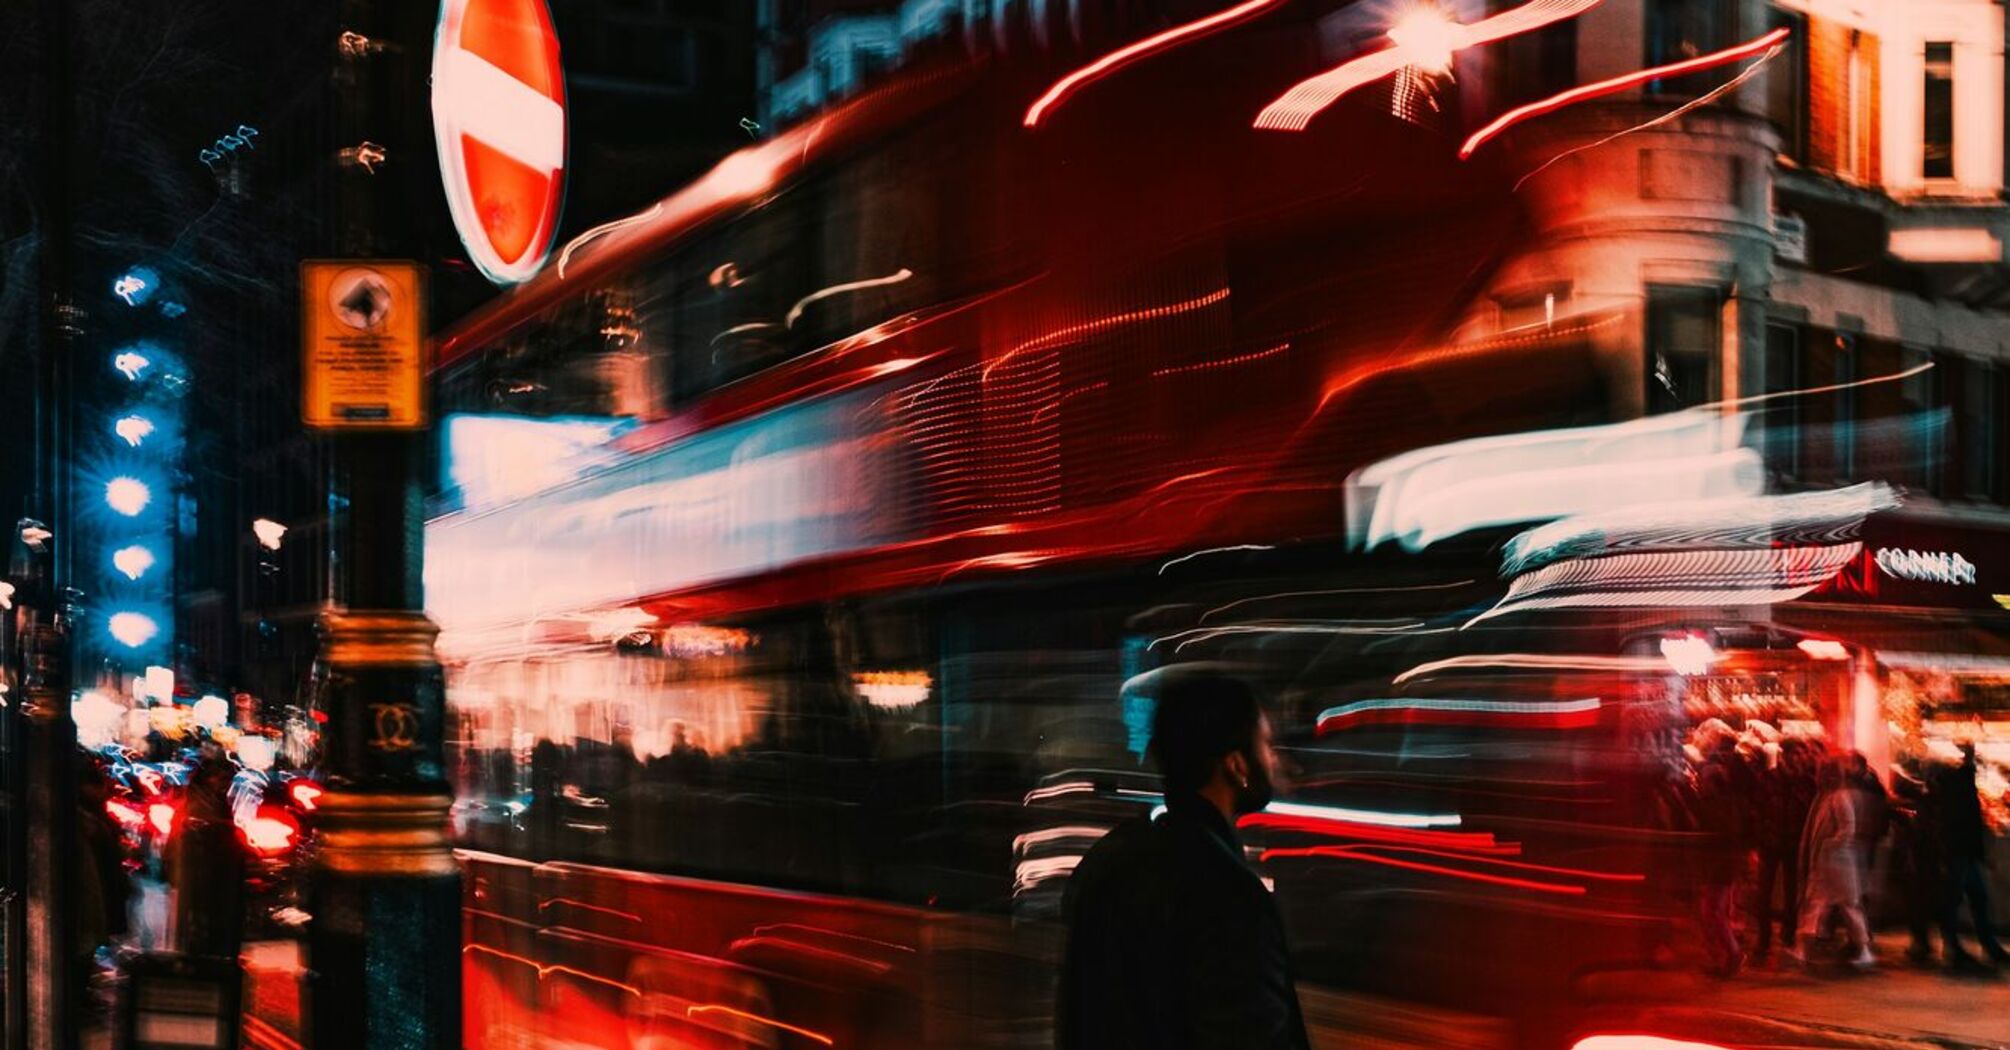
[1464,0,2008,507]
[754,0,2009,509]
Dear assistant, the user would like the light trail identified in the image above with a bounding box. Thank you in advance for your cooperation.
[1315,697,1602,733]
[1024,0,1290,127]
[1460,27,1791,158]
[1255,0,1605,131]
[1260,844,1589,894]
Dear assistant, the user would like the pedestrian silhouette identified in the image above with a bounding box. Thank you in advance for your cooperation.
[1057,671,1308,1049]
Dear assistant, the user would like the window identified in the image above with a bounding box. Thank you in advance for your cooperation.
[1843,31,1867,180]
[1647,0,1734,95]
[1765,7,1808,162]
[1645,286,1721,414]
[1489,0,1576,110]
[1923,42,1954,179]
[1762,323,1801,479]
[1963,360,1999,499]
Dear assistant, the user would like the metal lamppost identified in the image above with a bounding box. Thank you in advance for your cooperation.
[300,0,458,1046]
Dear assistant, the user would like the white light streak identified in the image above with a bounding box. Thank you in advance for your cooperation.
[786,269,914,328]
[1263,800,1462,828]
[1158,544,1276,575]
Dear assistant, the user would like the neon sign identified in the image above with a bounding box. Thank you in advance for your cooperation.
[1875,548,1976,586]
[198,125,258,170]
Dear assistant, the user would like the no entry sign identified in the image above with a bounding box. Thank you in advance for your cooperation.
[431,0,567,286]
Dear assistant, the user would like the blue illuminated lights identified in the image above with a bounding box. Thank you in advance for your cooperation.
[198,125,259,170]
[112,350,152,381]
[113,266,159,307]
[104,477,152,517]
[107,612,160,649]
[114,415,156,448]
[112,545,156,581]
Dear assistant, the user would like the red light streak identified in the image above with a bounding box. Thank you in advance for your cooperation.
[979,287,1230,383]
[727,935,896,974]
[536,897,642,923]
[1350,844,1644,883]
[1260,845,1588,895]
[1314,314,1618,416]
[542,963,640,997]
[685,1004,835,1047]
[240,1014,303,1050]
[1152,342,1289,379]
[1255,0,1604,131]
[105,799,145,828]
[1023,0,1288,127]
[463,943,539,969]
[1575,1029,1736,1037]
[1459,27,1792,159]
[751,923,917,954]
[1573,1038,1734,1050]
[462,944,642,997]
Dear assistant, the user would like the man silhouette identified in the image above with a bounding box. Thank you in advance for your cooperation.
[1057,671,1308,1049]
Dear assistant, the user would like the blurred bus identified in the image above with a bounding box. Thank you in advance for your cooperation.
[423,17,1815,1050]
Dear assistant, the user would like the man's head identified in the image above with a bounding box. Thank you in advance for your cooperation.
[1148,671,1283,817]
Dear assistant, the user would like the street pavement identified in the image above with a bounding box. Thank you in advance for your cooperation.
[174,944,2010,1050]
[92,880,2010,1050]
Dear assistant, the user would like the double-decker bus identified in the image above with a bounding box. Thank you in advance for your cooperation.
[427,18,1669,1050]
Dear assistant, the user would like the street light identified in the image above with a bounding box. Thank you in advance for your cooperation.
[112,350,151,381]
[192,694,229,730]
[112,545,156,581]
[1387,6,1463,74]
[112,266,158,307]
[114,414,155,447]
[104,477,152,517]
[252,518,288,551]
[107,611,160,648]
[1659,635,1720,676]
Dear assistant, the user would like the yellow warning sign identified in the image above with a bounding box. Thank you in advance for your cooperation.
[302,260,426,429]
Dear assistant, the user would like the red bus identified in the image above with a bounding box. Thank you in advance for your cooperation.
[428,23,1651,1050]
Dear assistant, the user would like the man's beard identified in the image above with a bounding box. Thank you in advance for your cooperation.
[1233,755,1275,815]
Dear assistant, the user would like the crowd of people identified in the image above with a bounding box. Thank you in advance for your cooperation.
[1676,718,2006,977]
[74,739,256,1000]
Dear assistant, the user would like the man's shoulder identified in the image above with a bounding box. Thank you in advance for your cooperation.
[1072,816,1169,889]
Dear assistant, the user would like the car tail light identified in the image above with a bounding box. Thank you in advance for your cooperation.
[240,808,299,857]
[288,780,323,812]
[148,803,176,838]
[105,799,146,829]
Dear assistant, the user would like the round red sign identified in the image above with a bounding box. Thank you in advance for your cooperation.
[431,0,567,285]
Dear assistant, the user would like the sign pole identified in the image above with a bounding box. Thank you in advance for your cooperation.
[303,0,458,1043]
[301,259,456,1049]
